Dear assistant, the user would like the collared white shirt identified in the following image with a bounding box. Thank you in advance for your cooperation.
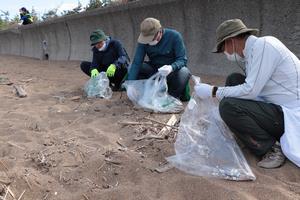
[216,35,300,167]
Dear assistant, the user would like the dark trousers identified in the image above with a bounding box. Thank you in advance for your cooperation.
[80,61,127,90]
[219,73,284,156]
[137,62,191,100]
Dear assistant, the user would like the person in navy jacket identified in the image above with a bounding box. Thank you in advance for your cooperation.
[81,29,129,91]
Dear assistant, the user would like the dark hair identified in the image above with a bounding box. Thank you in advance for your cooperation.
[235,32,251,39]
[20,7,29,13]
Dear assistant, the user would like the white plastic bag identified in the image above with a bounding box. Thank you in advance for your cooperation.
[167,76,256,181]
[123,73,183,113]
[84,72,112,99]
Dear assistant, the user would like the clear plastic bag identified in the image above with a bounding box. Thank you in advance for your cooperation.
[123,73,183,113]
[84,72,112,99]
[167,76,256,181]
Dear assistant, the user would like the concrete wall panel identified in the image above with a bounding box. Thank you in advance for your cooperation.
[0,0,299,76]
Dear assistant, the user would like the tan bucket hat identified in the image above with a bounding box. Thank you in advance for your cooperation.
[138,18,162,44]
[212,19,259,53]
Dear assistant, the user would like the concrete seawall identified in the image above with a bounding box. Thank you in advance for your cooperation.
[1,0,300,76]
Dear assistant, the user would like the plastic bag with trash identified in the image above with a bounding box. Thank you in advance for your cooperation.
[167,76,256,181]
[123,73,183,113]
[84,72,112,99]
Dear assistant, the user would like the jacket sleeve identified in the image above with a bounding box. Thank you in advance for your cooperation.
[90,49,99,71]
[127,43,146,80]
[112,40,129,69]
[171,32,187,71]
[216,39,281,100]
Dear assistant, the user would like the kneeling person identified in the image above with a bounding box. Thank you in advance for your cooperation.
[127,18,191,101]
[81,29,129,91]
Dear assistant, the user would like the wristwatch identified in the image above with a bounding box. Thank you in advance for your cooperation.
[212,86,218,98]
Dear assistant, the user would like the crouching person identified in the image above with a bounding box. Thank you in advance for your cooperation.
[127,17,191,101]
[81,29,129,91]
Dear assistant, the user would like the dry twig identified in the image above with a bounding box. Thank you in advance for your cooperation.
[17,190,26,200]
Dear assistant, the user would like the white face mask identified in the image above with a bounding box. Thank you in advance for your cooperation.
[98,41,107,51]
[224,39,244,62]
[224,51,244,62]
[148,40,159,46]
[148,30,162,46]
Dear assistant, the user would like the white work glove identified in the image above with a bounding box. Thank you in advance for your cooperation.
[18,20,23,25]
[158,65,173,76]
[194,83,213,99]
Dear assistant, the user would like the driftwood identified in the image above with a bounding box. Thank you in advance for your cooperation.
[134,134,164,141]
[7,141,25,150]
[118,121,152,126]
[154,163,174,173]
[82,194,90,200]
[144,117,178,130]
[158,114,178,137]
[13,85,27,97]
[17,190,26,200]
[104,158,121,165]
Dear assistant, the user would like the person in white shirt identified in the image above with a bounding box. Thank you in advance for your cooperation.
[194,19,300,169]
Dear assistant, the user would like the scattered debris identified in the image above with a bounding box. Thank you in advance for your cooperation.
[13,85,27,97]
[7,186,16,199]
[20,78,33,83]
[116,141,127,151]
[134,134,164,141]
[0,77,13,85]
[144,117,178,130]
[17,190,26,200]
[158,114,178,137]
[82,194,90,200]
[154,163,174,173]
[7,141,25,150]
[104,158,121,165]
[70,96,81,101]
[118,121,152,126]
[52,95,65,103]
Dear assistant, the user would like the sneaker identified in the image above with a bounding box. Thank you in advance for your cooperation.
[257,142,286,169]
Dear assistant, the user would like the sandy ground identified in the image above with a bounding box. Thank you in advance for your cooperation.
[0,55,299,200]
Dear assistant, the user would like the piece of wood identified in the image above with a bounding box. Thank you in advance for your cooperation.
[13,85,27,97]
[116,141,127,151]
[158,115,178,136]
[20,78,33,83]
[154,163,174,173]
[7,186,16,199]
[17,190,26,200]
[82,194,90,200]
[7,141,25,150]
[3,186,9,200]
[118,121,152,126]
[133,134,164,141]
[70,96,81,101]
[23,176,32,190]
[104,158,121,165]
[144,117,178,129]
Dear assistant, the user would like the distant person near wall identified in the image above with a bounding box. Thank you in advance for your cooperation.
[194,18,300,169]
[127,17,191,101]
[19,7,33,25]
[80,29,129,91]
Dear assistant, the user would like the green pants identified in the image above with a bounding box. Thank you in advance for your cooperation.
[219,73,284,156]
